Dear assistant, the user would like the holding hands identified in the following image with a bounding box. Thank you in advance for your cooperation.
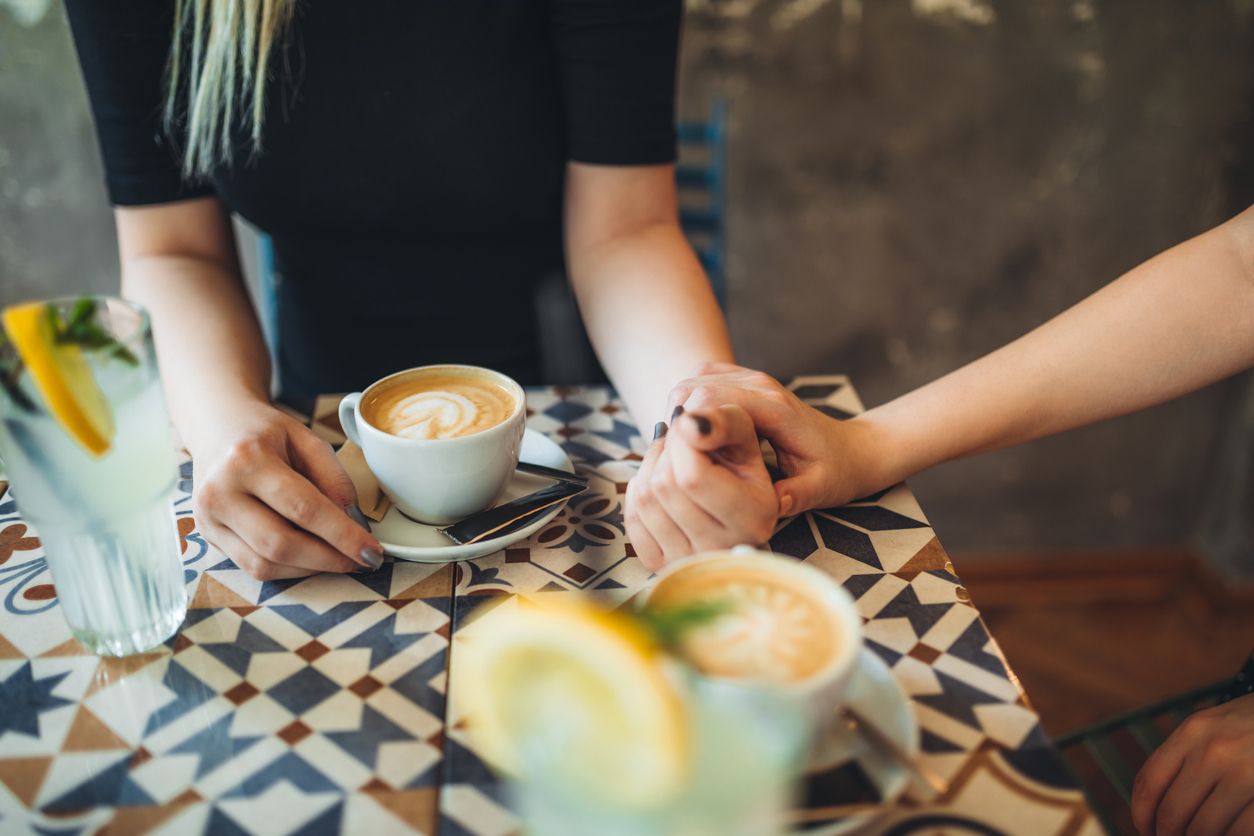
[625,401,778,571]
[625,363,895,570]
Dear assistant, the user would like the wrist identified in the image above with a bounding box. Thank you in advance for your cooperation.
[180,387,276,456]
[844,409,917,494]
[852,401,932,486]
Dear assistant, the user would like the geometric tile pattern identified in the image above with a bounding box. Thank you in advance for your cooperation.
[427,378,1098,836]
[0,379,1097,835]
[0,473,451,834]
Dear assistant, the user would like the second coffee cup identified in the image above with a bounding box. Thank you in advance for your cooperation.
[339,365,527,525]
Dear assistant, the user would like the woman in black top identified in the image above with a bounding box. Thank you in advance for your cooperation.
[64,0,733,580]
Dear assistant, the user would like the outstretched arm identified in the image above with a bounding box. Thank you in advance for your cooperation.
[861,205,1254,488]
[633,205,1254,565]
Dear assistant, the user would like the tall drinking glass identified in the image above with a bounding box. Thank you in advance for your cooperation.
[0,297,187,655]
[509,674,809,836]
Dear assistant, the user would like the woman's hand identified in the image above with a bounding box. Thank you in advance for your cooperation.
[190,400,384,581]
[1132,692,1254,836]
[625,405,778,571]
[669,363,894,515]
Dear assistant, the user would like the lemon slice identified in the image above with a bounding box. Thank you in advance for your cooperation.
[457,598,689,810]
[2,302,115,456]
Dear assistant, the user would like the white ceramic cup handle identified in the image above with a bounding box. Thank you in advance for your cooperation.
[339,393,363,446]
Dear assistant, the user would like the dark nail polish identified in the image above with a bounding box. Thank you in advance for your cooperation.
[359,547,384,571]
[345,504,372,532]
[652,421,668,441]
[671,404,685,423]
[692,414,712,435]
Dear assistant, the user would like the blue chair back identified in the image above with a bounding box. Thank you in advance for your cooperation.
[255,232,279,360]
[676,96,729,309]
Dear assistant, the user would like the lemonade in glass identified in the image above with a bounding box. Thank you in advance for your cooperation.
[457,598,808,836]
[0,297,187,655]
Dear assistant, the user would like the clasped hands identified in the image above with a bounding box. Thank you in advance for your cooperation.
[623,362,889,572]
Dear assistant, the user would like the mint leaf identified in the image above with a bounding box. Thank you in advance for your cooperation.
[68,297,97,329]
[0,333,35,414]
[635,599,731,651]
[51,298,139,367]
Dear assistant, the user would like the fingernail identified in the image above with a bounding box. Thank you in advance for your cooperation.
[653,421,668,441]
[359,547,384,571]
[779,495,795,517]
[345,504,372,532]
[690,414,712,435]
[671,404,685,423]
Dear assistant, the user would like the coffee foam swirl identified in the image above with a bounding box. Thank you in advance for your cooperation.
[365,374,517,440]
[387,390,483,440]
[648,566,843,682]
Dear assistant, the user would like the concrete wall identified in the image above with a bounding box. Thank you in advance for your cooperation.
[1,0,117,300]
[679,0,1254,571]
[2,0,1251,571]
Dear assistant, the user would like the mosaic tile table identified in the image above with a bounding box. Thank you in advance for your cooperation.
[0,379,1098,835]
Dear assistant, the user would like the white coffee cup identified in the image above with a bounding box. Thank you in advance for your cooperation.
[638,546,863,732]
[338,365,527,525]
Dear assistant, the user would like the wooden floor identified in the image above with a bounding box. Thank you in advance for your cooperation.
[955,549,1254,737]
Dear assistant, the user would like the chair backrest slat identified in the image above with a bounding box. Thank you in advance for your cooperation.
[676,96,729,309]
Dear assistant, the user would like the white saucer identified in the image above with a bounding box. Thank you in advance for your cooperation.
[373,429,577,564]
[797,647,919,834]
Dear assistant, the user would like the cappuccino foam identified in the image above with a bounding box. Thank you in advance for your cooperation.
[648,562,845,683]
[364,373,517,440]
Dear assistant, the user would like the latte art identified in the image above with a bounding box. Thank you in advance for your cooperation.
[387,390,491,440]
[364,373,518,440]
[646,562,846,683]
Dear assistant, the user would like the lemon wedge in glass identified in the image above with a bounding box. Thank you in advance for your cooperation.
[456,598,689,810]
[2,302,115,456]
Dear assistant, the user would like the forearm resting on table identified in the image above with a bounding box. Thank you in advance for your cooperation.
[121,254,271,452]
[861,206,1254,482]
[569,222,733,429]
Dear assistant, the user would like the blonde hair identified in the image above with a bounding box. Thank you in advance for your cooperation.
[164,0,295,178]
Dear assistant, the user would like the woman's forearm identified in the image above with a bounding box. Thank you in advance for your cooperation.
[114,200,272,453]
[861,206,1254,483]
[570,222,733,428]
[123,254,272,451]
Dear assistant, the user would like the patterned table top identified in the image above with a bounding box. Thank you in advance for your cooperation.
[0,379,1098,835]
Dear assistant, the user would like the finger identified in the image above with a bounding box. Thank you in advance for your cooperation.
[637,500,693,564]
[626,433,667,571]
[696,361,750,376]
[774,471,833,517]
[228,495,371,574]
[680,384,795,439]
[1186,775,1254,836]
[249,459,382,567]
[667,368,765,417]
[1154,753,1217,836]
[200,519,317,582]
[631,436,693,563]
[626,504,665,572]
[651,453,728,551]
[1228,799,1254,836]
[287,429,359,509]
[674,404,760,461]
[1135,719,1202,835]
[667,427,774,523]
